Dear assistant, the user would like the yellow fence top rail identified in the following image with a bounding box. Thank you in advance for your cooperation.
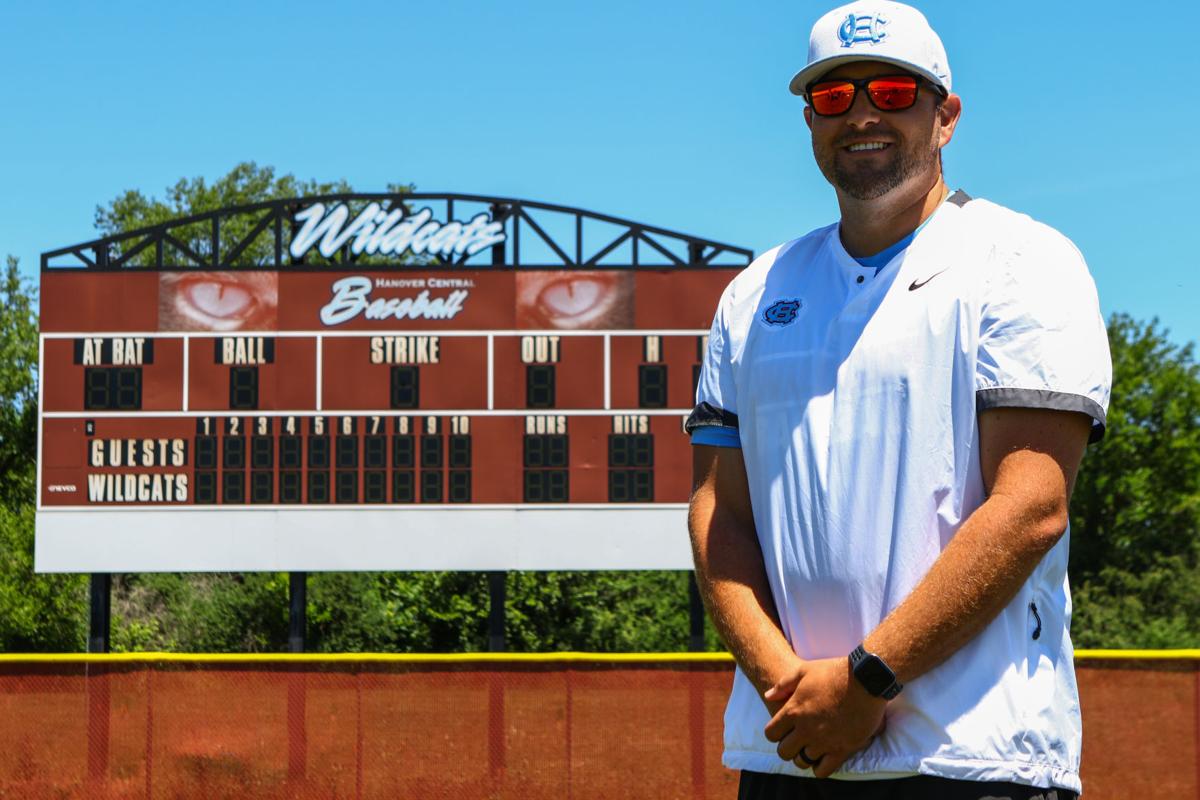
[1075,649,1200,660]
[0,650,1197,663]
[0,651,735,664]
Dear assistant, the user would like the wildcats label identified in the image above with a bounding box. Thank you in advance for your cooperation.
[87,473,189,503]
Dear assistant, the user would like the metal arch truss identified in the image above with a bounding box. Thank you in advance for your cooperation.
[41,193,754,271]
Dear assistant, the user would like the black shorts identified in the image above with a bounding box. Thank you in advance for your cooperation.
[738,771,1077,800]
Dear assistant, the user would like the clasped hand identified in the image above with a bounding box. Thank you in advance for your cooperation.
[762,656,888,778]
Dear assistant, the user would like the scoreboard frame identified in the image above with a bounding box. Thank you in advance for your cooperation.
[36,193,753,573]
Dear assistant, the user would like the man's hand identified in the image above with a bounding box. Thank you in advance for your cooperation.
[762,657,887,778]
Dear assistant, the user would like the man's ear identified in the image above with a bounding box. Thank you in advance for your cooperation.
[803,105,813,131]
[937,93,962,148]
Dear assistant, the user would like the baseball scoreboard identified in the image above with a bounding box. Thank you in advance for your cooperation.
[35,194,750,572]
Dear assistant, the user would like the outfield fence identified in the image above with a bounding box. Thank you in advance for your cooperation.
[0,651,1195,799]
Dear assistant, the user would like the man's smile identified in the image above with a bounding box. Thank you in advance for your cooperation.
[844,141,893,153]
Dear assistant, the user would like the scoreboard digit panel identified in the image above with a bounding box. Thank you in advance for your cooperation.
[491,336,606,410]
[608,334,706,411]
[187,336,318,411]
[37,194,751,571]
[42,337,184,412]
[321,335,488,411]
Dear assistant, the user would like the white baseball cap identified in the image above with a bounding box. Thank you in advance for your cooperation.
[788,1,951,96]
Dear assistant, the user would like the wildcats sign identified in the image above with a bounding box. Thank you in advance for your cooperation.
[290,202,507,261]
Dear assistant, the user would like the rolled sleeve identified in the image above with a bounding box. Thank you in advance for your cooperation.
[975,226,1112,442]
[687,294,741,448]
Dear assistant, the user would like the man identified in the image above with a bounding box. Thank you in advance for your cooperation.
[685,2,1110,799]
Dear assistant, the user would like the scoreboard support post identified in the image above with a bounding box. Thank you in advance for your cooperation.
[487,571,507,652]
[688,572,705,652]
[287,572,309,780]
[86,573,112,786]
[288,572,307,653]
[88,573,111,653]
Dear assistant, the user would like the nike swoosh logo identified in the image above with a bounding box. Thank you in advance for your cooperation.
[908,269,948,291]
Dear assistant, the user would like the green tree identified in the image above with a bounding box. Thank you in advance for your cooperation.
[0,256,88,651]
[1069,314,1200,647]
[0,256,38,507]
[112,572,288,652]
[1070,314,1200,578]
[305,571,713,654]
[0,505,87,652]
[504,570,721,651]
[110,569,711,653]
[1071,556,1200,649]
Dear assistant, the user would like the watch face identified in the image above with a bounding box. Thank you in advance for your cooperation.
[856,654,895,693]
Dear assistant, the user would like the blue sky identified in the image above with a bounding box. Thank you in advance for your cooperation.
[3,1,1197,346]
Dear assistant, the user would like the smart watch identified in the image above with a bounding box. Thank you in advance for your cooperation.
[849,644,903,700]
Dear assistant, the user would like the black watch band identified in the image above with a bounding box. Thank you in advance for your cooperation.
[849,644,903,700]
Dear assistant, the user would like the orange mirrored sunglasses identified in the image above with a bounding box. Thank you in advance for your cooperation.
[806,75,939,117]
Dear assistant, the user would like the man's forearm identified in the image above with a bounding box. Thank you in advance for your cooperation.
[688,486,798,697]
[863,466,1069,685]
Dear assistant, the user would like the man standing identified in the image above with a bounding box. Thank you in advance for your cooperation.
[685,2,1110,798]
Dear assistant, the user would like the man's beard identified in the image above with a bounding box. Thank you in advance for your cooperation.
[817,128,939,201]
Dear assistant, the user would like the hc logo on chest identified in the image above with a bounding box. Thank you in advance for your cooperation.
[838,13,888,47]
[762,299,802,326]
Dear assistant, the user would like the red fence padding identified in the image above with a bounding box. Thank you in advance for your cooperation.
[0,658,1193,799]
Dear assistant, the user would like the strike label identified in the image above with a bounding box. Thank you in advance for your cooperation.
[370,336,441,364]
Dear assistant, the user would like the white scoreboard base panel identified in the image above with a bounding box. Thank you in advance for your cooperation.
[34,506,694,572]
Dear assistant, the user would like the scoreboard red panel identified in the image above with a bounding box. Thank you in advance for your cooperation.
[38,266,740,514]
[39,272,159,333]
[41,270,735,333]
[631,271,735,328]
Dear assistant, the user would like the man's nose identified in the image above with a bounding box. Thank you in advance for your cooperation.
[843,87,881,128]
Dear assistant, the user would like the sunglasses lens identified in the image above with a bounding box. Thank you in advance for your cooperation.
[809,81,856,116]
[867,77,919,110]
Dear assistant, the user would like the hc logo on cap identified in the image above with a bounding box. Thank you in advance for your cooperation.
[838,13,888,47]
